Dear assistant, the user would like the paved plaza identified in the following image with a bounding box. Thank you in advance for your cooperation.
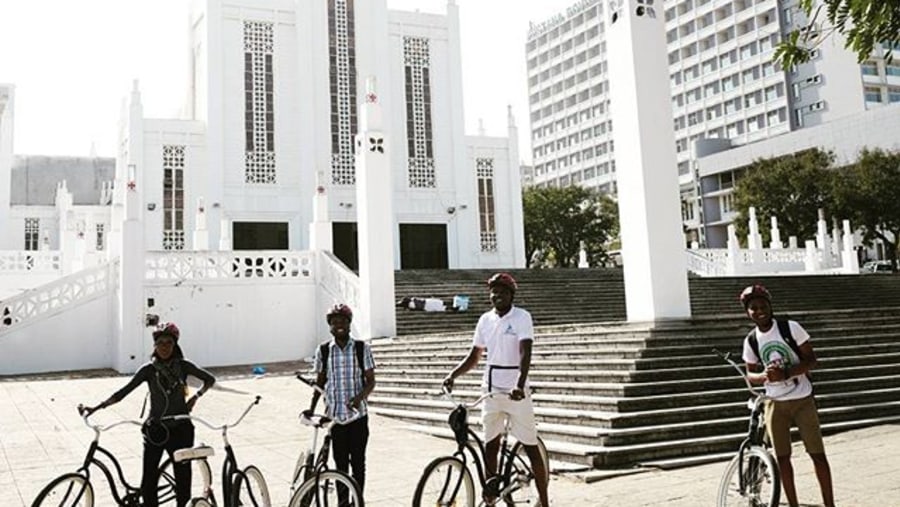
[1,371,898,506]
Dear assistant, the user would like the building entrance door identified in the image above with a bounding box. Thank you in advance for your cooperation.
[232,222,289,250]
[333,222,359,271]
[399,224,448,269]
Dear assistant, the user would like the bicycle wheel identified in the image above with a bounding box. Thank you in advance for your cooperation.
[289,470,364,507]
[290,450,314,493]
[189,499,213,507]
[716,446,780,507]
[412,456,474,507]
[231,465,272,507]
[159,457,213,502]
[31,473,94,507]
[503,439,547,506]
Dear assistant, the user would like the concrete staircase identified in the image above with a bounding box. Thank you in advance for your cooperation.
[373,269,900,469]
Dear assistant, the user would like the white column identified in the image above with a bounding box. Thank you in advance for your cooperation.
[578,240,589,268]
[769,216,782,249]
[815,209,832,268]
[0,85,14,248]
[309,172,333,252]
[804,239,820,272]
[747,207,762,250]
[192,197,209,251]
[354,77,396,338]
[607,1,690,321]
[218,217,232,251]
[841,219,859,274]
[726,224,741,275]
[116,82,146,373]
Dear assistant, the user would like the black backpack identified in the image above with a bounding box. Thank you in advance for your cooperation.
[319,340,368,386]
[745,318,811,381]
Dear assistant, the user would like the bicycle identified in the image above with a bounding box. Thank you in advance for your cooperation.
[158,395,271,507]
[288,374,364,507]
[412,387,549,507]
[714,348,781,507]
[31,409,178,506]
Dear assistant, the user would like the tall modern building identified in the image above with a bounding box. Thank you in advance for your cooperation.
[525,0,898,246]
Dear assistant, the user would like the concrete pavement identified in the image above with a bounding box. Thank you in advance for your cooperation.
[1,372,898,506]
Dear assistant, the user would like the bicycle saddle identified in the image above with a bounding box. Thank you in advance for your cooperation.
[449,405,469,445]
[174,444,215,463]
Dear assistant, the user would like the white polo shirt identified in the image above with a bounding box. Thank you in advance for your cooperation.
[473,306,534,392]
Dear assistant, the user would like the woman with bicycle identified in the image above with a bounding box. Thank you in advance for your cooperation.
[739,285,834,507]
[443,273,550,507]
[81,321,216,507]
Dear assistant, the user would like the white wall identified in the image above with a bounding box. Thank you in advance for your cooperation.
[144,281,318,367]
[0,85,14,249]
[0,295,115,375]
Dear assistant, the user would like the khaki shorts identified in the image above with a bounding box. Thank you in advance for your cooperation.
[765,395,825,457]
[481,394,538,446]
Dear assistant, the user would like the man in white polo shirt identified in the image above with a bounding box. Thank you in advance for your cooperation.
[443,272,549,506]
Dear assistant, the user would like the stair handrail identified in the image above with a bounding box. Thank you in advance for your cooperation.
[145,250,315,283]
[316,251,360,311]
[0,259,118,334]
[685,248,727,277]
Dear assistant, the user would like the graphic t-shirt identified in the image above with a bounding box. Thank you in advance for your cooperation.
[472,306,534,392]
[742,320,813,401]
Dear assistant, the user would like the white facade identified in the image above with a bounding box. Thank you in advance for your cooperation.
[0,0,525,270]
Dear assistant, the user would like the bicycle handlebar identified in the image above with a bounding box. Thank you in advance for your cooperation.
[166,395,262,431]
[712,348,768,400]
[439,386,519,408]
[295,373,363,425]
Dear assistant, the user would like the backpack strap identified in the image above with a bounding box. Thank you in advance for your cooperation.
[775,319,802,359]
[745,328,760,365]
[319,340,367,386]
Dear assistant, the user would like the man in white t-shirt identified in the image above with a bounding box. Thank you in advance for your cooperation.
[443,273,549,506]
[739,284,834,507]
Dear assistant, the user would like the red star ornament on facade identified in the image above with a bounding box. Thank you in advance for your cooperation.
[366,92,378,104]
[127,180,136,191]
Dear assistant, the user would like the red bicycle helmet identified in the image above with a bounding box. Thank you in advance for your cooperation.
[739,284,771,309]
[152,322,180,341]
[326,304,353,323]
[487,272,518,292]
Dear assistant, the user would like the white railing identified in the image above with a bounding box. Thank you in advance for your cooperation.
[0,260,117,333]
[685,249,727,277]
[0,251,62,274]
[317,251,360,310]
[145,251,315,283]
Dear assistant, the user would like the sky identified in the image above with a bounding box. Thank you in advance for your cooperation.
[0,0,576,161]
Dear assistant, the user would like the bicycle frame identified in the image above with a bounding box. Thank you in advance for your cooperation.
[167,395,263,507]
[714,348,774,497]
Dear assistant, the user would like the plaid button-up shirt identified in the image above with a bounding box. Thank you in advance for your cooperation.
[314,338,376,423]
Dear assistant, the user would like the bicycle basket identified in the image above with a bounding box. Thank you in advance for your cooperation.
[448,405,469,445]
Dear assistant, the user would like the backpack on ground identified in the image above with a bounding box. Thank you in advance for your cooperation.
[319,340,368,386]
[745,318,811,381]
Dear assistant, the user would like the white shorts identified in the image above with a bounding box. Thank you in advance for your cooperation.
[481,394,538,446]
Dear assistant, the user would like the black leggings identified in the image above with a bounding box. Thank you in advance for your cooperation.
[331,415,369,502]
[141,422,195,507]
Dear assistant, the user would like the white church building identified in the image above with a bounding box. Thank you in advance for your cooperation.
[0,0,525,375]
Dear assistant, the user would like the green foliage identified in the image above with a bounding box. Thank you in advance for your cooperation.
[776,1,900,69]
[522,186,619,268]
[831,149,900,267]
[732,149,836,245]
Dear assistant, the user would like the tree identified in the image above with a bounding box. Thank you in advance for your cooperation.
[732,149,836,245]
[831,148,900,269]
[522,186,619,268]
[775,1,900,69]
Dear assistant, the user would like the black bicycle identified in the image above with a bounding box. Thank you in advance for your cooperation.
[31,408,177,506]
[714,349,781,507]
[289,374,364,507]
[412,387,548,507]
[159,395,270,507]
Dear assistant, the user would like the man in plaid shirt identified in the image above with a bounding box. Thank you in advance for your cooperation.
[307,304,376,500]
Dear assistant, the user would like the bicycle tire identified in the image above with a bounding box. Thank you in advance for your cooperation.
[290,450,313,494]
[503,438,548,506]
[289,470,364,507]
[159,456,213,502]
[412,456,475,507]
[716,446,781,507]
[230,465,272,507]
[31,473,94,507]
